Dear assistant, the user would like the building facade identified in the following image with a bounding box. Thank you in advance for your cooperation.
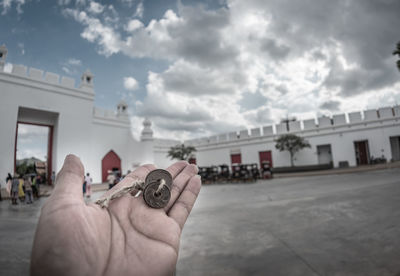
[0,45,154,184]
[178,107,400,169]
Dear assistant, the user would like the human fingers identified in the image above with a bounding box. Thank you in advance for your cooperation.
[166,160,189,179]
[168,175,201,229]
[51,154,85,201]
[164,164,198,212]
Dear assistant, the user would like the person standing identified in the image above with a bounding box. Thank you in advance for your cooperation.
[51,171,55,186]
[84,173,92,198]
[31,175,38,198]
[36,175,41,197]
[82,177,87,197]
[18,176,25,202]
[24,176,33,204]
[11,175,19,205]
[6,173,12,196]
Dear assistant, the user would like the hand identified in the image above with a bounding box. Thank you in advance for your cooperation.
[31,155,201,276]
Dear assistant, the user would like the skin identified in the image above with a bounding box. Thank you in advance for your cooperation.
[30,154,201,276]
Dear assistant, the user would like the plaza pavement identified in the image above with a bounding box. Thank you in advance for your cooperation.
[0,168,399,275]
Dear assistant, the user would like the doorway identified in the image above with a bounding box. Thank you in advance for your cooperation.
[102,150,121,182]
[231,153,242,165]
[354,140,370,165]
[390,136,400,161]
[317,144,333,165]
[14,122,54,185]
[259,151,273,168]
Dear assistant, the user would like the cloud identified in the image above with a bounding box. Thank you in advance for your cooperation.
[238,91,268,111]
[159,59,242,96]
[17,42,24,55]
[134,1,143,18]
[87,1,104,14]
[17,124,49,160]
[18,124,48,136]
[67,58,82,66]
[119,0,134,7]
[16,148,47,161]
[125,19,143,32]
[123,76,139,91]
[62,0,400,139]
[260,38,290,60]
[58,0,72,5]
[58,0,86,6]
[63,8,121,56]
[320,100,341,111]
[1,0,25,15]
[61,57,82,75]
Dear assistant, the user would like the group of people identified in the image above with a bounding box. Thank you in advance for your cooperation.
[81,170,132,199]
[107,169,130,190]
[4,173,41,205]
[1,169,136,203]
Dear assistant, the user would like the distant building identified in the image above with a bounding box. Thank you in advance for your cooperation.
[0,45,154,184]
[175,107,400,169]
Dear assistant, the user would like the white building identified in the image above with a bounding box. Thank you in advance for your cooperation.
[0,45,154,184]
[176,107,400,170]
[1,44,400,183]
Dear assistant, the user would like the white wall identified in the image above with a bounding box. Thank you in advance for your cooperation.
[0,67,149,184]
[176,108,400,169]
[0,69,94,179]
[154,149,172,169]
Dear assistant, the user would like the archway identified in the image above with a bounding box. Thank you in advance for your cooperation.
[101,150,121,183]
[14,104,58,186]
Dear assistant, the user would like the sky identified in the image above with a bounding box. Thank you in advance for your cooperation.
[16,124,48,161]
[2,0,400,144]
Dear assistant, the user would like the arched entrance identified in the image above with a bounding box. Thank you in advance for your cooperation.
[101,150,121,182]
[14,107,58,186]
[15,122,54,185]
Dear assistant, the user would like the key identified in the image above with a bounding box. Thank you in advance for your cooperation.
[95,169,172,209]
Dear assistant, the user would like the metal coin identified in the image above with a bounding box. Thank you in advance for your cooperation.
[143,182,171,208]
[144,169,172,189]
[143,169,173,208]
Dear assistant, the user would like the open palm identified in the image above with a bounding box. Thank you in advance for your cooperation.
[31,155,201,276]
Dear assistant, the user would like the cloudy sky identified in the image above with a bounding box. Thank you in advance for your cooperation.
[16,124,48,161]
[2,0,400,142]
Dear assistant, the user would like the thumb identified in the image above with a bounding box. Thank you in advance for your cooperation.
[51,154,85,200]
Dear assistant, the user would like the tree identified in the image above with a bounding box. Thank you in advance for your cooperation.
[167,144,196,161]
[393,41,400,71]
[275,134,311,167]
[16,161,35,176]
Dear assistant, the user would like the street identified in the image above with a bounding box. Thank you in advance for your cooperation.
[1,168,400,275]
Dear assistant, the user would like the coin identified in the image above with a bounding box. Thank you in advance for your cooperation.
[143,169,172,208]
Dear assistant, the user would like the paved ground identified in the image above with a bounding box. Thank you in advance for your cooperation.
[1,168,400,275]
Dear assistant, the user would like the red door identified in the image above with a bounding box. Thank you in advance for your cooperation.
[259,151,273,168]
[231,154,242,164]
[354,141,369,165]
[102,150,121,182]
